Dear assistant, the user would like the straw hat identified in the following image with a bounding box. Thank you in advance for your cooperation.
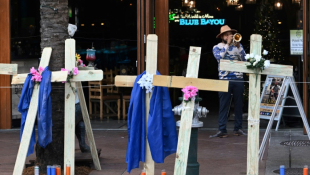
[216,25,237,38]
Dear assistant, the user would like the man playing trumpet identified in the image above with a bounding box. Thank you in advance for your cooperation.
[211,25,247,138]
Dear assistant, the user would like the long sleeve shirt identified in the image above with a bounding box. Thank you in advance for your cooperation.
[212,42,246,80]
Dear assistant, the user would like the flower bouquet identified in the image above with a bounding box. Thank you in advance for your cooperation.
[245,50,270,86]
[30,66,44,85]
[61,67,79,92]
[181,86,198,103]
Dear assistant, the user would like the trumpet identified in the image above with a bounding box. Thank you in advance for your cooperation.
[233,33,242,43]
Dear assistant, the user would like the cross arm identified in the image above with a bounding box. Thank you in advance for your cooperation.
[115,75,137,87]
[0,63,18,75]
[11,71,68,85]
[220,60,293,77]
[70,70,103,82]
[153,75,228,92]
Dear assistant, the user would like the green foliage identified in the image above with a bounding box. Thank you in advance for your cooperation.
[253,2,284,61]
[246,58,266,72]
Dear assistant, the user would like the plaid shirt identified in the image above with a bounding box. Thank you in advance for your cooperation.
[213,42,246,80]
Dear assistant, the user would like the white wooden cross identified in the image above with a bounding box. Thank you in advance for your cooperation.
[115,34,158,174]
[115,35,229,175]
[220,34,293,175]
[11,40,103,175]
[11,47,68,175]
[63,39,103,175]
[152,47,228,175]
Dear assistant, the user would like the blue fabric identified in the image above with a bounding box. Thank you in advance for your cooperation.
[126,71,178,173]
[37,67,52,148]
[18,73,35,157]
[18,67,52,157]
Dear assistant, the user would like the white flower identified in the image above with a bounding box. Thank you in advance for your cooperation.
[249,53,254,58]
[263,50,268,55]
[137,73,154,94]
[264,60,270,68]
[245,54,250,60]
[145,72,153,82]
[253,61,258,66]
[254,55,261,62]
[137,78,146,88]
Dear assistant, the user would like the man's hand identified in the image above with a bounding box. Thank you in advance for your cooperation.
[235,42,240,48]
[227,35,233,45]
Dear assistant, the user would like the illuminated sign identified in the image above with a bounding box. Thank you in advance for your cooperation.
[180,19,225,25]
[169,9,225,26]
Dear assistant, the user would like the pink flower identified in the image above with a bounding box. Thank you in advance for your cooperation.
[184,93,190,101]
[35,74,42,82]
[73,67,79,75]
[78,59,83,64]
[187,86,194,91]
[190,91,197,97]
[182,86,198,101]
[30,67,37,75]
[82,64,86,67]
[61,68,70,74]
[38,66,44,73]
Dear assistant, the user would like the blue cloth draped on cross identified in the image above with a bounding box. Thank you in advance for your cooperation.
[126,71,178,173]
[18,67,52,157]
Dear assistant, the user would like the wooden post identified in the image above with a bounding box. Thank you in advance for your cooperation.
[76,82,101,170]
[173,47,201,175]
[144,34,158,175]
[64,40,103,174]
[220,34,293,175]
[64,39,76,175]
[0,0,12,129]
[247,35,262,175]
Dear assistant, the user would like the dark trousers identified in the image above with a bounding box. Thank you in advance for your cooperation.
[218,80,244,133]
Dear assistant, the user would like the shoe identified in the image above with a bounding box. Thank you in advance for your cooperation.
[210,131,228,138]
[234,129,247,136]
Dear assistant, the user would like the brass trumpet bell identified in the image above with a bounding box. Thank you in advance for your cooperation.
[233,33,242,43]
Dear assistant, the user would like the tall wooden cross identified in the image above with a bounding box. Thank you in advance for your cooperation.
[63,39,103,175]
[152,47,228,175]
[11,40,103,175]
[11,47,68,175]
[220,34,293,175]
[115,34,158,174]
[115,35,229,175]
